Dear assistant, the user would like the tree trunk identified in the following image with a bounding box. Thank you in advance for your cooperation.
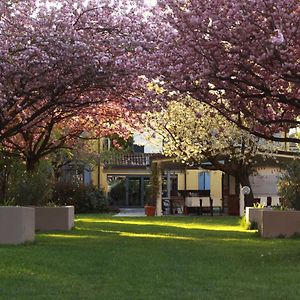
[0,168,8,202]
[237,171,254,207]
[205,155,255,206]
[26,156,38,173]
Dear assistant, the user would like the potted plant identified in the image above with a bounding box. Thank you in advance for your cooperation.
[144,162,159,216]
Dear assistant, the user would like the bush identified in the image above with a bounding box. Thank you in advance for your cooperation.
[239,216,258,230]
[239,216,250,230]
[278,161,300,210]
[52,182,109,213]
[6,160,52,206]
[52,181,75,206]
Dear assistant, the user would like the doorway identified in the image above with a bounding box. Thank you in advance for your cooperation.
[222,174,240,215]
[108,175,150,207]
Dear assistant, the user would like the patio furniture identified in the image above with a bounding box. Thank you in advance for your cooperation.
[199,197,213,216]
[185,197,223,216]
[169,196,185,214]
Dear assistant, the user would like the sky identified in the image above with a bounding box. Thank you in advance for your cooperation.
[134,132,162,153]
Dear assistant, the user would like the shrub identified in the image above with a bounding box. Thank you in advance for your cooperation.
[278,161,300,210]
[249,221,258,230]
[6,160,52,206]
[51,181,76,206]
[253,202,266,208]
[239,216,258,230]
[239,216,250,230]
[52,182,108,213]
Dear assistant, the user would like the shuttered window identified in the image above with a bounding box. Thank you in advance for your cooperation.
[198,172,210,191]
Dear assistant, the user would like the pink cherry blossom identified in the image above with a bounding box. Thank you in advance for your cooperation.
[144,0,300,143]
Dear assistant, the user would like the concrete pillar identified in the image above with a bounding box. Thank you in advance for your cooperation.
[239,184,244,216]
[125,177,129,207]
[141,177,145,207]
[167,171,171,199]
[156,162,163,216]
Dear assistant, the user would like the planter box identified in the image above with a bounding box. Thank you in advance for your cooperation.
[0,206,35,244]
[35,206,74,231]
[245,207,261,226]
[144,205,156,217]
[260,210,300,238]
[245,207,272,230]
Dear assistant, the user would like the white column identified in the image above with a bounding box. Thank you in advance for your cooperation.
[239,184,245,216]
[167,171,171,200]
[156,162,163,216]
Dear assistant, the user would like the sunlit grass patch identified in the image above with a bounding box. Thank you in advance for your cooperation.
[76,227,199,241]
[0,214,300,300]
[40,233,100,239]
[76,216,250,233]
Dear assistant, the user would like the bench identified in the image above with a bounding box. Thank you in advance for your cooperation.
[185,197,223,216]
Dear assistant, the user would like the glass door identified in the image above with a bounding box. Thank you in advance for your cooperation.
[128,177,141,207]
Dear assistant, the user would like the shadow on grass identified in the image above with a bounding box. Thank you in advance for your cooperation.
[37,215,258,243]
[78,226,259,242]
[74,216,256,239]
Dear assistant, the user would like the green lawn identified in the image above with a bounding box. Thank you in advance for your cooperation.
[1,214,300,300]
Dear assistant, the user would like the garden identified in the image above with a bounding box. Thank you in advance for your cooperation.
[0,0,299,297]
[1,215,300,300]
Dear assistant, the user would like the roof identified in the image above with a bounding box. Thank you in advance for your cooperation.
[150,154,207,170]
[150,151,300,170]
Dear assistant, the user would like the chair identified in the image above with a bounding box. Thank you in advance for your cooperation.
[198,197,213,216]
[169,196,185,214]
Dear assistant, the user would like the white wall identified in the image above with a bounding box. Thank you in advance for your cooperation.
[249,167,283,206]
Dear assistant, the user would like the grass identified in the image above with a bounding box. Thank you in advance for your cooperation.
[1,214,300,300]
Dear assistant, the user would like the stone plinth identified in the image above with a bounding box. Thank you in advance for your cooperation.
[35,206,74,231]
[0,206,35,244]
[260,210,300,238]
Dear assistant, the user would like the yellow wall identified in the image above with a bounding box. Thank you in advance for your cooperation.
[91,166,109,194]
[178,170,202,190]
[178,169,223,199]
[92,164,223,199]
[210,171,222,200]
[178,172,185,190]
[92,166,151,195]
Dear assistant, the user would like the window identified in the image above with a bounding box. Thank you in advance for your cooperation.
[102,138,111,151]
[198,172,210,191]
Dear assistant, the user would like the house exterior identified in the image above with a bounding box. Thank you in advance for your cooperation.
[249,166,281,206]
[154,153,300,216]
[85,137,299,215]
[91,153,153,207]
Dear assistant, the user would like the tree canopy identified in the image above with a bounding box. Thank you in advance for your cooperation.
[148,97,280,202]
[141,0,300,143]
[1,101,140,170]
[0,0,147,141]
[0,0,299,151]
